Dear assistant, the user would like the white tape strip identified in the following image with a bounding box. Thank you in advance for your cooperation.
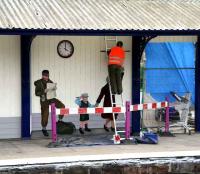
[104,107,112,113]
[137,104,143,111]
[121,107,126,113]
[69,108,78,114]
[147,103,153,109]
[157,102,161,108]
[55,109,60,115]
[87,108,95,114]
[130,105,133,111]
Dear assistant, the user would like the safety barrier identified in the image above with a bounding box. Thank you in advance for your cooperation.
[50,101,169,144]
[55,101,168,115]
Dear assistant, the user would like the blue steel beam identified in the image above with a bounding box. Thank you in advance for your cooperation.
[131,36,142,134]
[21,35,34,139]
[0,29,200,36]
[195,36,200,132]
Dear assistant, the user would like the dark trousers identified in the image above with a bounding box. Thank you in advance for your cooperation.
[40,98,65,127]
[108,64,123,94]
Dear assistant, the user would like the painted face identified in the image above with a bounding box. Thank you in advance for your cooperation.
[42,74,49,81]
[82,97,88,102]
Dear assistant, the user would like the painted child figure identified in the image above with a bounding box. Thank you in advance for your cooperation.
[75,93,95,134]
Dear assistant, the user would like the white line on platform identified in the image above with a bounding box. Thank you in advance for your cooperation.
[1,151,200,166]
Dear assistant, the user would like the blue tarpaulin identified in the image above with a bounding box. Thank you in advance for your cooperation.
[145,42,195,104]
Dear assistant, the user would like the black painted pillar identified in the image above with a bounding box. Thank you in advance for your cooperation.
[132,36,142,134]
[21,35,33,138]
[195,36,200,132]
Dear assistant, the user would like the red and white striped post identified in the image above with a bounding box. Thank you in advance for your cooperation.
[125,101,131,139]
[51,103,57,143]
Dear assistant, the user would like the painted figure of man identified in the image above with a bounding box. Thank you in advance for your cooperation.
[34,70,65,137]
[108,41,125,95]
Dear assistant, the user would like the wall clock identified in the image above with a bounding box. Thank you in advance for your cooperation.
[57,40,74,58]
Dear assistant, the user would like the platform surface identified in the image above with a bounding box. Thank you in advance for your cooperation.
[0,132,200,166]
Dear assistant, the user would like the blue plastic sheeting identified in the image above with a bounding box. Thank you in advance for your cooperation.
[145,43,195,104]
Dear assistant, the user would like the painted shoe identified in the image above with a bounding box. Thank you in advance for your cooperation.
[42,129,49,137]
[85,127,91,132]
[79,128,84,134]
[104,125,109,132]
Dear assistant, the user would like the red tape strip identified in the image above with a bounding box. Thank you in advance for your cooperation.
[78,108,87,114]
[133,105,138,111]
[143,104,148,110]
[161,102,166,107]
[95,107,104,113]
[60,108,69,115]
[152,103,157,109]
[112,107,121,113]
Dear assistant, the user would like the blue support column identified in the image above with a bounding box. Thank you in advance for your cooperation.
[21,35,34,138]
[195,36,200,132]
[131,36,142,134]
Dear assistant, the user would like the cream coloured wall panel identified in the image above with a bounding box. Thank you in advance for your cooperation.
[0,36,21,117]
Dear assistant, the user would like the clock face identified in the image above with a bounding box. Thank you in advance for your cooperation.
[57,40,74,58]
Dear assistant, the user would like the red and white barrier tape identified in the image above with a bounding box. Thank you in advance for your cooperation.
[55,101,168,115]
[57,107,125,115]
[130,101,168,111]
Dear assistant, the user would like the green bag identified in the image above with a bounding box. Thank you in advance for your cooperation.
[56,121,76,135]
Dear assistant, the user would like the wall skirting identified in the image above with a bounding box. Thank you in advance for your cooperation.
[0,117,21,139]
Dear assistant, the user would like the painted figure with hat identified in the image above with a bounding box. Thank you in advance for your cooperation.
[34,70,65,137]
[75,93,95,134]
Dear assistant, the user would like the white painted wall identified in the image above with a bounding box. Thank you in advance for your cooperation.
[31,36,132,130]
[0,35,21,139]
[0,36,21,117]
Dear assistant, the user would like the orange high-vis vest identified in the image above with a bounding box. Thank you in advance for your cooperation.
[108,46,125,66]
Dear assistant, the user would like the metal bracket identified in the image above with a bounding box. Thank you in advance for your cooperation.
[139,35,157,59]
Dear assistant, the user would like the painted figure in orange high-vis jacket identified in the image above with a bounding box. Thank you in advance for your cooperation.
[108,41,125,95]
